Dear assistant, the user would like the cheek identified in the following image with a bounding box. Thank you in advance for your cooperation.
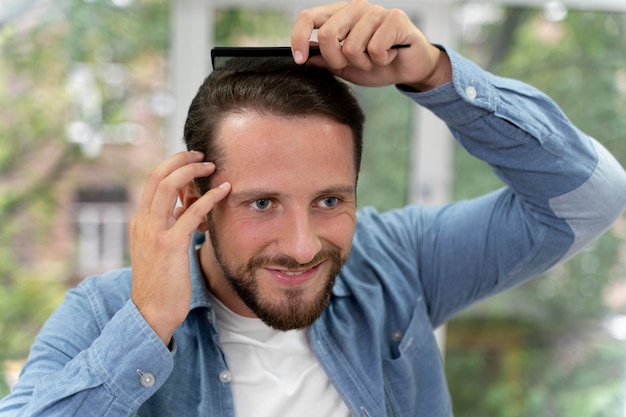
[216,216,273,255]
[321,214,356,253]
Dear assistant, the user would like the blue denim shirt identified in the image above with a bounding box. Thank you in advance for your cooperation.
[2,47,625,417]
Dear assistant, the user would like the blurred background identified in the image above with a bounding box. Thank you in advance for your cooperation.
[0,0,625,415]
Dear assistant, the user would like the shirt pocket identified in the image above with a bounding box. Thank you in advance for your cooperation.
[381,303,449,416]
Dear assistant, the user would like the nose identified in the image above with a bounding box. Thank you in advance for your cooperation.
[276,209,322,265]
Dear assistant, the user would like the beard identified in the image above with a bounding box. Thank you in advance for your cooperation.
[207,220,346,331]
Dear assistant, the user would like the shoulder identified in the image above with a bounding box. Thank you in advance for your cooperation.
[69,267,133,319]
[343,205,433,283]
[353,205,435,251]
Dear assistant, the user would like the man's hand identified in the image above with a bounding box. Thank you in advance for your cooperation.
[291,0,452,91]
[129,151,231,345]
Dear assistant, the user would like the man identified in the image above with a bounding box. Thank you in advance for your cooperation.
[2,1,625,416]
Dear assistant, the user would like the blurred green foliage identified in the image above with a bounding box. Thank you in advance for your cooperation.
[448,8,626,416]
[1,2,624,414]
[0,0,168,397]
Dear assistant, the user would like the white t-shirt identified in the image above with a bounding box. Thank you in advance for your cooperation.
[209,293,352,417]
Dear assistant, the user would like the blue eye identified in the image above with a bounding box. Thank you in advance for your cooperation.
[252,199,271,210]
[320,197,338,208]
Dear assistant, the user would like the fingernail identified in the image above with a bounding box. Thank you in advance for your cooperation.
[218,182,230,190]
[294,50,304,64]
[203,162,215,168]
[192,150,204,156]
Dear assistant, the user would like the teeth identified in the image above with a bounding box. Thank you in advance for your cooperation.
[284,271,304,277]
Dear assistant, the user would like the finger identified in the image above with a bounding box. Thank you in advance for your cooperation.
[315,2,373,69]
[139,151,205,213]
[150,162,216,227]
[172,182,231,234]
[339,5,389,70]
[366,9,414,66]
[291,2,348,64]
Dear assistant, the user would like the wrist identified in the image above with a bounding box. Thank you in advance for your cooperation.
[404,47,452,92]
[132,297,180,346]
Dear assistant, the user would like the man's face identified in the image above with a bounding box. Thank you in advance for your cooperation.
[204,111,358,331]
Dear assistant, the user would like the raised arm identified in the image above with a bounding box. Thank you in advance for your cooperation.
[402,47,626,325]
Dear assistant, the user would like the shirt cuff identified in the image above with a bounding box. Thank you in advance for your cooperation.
[397,45,497,126]
[88,299,175,409]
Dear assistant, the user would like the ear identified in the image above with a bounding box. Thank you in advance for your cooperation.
[178,181,209,232]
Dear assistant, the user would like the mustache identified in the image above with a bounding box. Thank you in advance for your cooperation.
[246,248,343,271]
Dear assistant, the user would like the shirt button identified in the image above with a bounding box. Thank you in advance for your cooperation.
[219,370,232,384]
[391,330,403,342]
[140,372,156,388]
[465,85,477,100]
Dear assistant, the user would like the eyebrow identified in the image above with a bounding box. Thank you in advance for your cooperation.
[228,184,356,203]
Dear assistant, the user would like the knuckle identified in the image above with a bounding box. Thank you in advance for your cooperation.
[297,8,314,22]
[370,4,386,15]
[341,41,359,56]
[367,39,386,57]
[146,168,164,184]
[387,8,407,23]
[316,26,335,43]
[157,178,178,195]
[337,1,350,9]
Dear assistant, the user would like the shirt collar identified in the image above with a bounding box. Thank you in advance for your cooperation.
[189,232,213,311]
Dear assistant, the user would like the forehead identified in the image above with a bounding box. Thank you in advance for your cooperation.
[213,111,357,183]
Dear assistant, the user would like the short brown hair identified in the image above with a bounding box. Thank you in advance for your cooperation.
[183,57,365,194]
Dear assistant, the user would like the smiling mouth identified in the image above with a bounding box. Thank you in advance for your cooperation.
[267,263,323,286]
